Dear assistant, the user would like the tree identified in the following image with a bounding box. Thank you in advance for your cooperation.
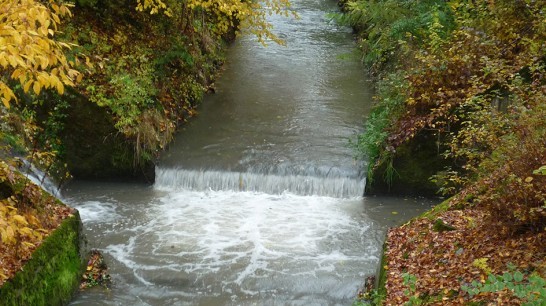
[0,0,81,109]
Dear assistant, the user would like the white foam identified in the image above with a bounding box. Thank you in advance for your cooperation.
[68,200,121,223]
[107,190,378,291]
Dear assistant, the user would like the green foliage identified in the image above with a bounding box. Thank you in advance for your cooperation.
[3,0,293,177]
[534,166,546,176]
[82,43,176,165]
[461,266,546,306]
[74,0,98,8]
[353,74,406,175]
[98,70,157,131]
[352,289,383,306]
[401,272,429,305]
[349,0,546,215]
[154,45,195,76]
[337,0,455,73]
[30,94,72,182]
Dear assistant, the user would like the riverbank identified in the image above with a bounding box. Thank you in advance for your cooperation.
[1,1,232,296]
[339,1,546,304]
[381,201,545,304]
[0,0,293,183]
[0,162,84,304]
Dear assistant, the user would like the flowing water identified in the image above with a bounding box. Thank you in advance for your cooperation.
[65,0,433,305]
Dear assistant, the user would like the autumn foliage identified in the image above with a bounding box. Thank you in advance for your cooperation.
[345,0,546,304]
[0,161,74,285]
[350,0,545,220]
[0,0,81,108]
[136,0,295,44]
[384,207,545,305]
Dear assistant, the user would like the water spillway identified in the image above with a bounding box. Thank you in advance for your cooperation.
[65,0,432,305]
[154,167,365,198]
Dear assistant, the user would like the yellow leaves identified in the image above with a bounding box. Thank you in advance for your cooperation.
[0,226,16,245]
[33,81,42,96]
[0,83,17,108]
[23,79,33,93]
[184,0,295,45]
[133,0,294,44]
[135,0,171,16]
[473,257,492,275]
[18,226,34,237]
[25,213,41,228]
[11,215,28,226]
[21,241,35,248]
[0,0,81,108]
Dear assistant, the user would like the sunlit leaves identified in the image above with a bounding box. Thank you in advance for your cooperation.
[136,0,296,45]
[135,0,171,16]
[0,0,81,108]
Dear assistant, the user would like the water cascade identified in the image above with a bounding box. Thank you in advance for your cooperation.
[20,159,62,198]
[155,167,365,198]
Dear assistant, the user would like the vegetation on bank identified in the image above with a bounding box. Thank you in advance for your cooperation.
[0,0,294,181]
[338,0,545,304]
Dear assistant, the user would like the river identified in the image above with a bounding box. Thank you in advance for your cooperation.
[65,0,432,305]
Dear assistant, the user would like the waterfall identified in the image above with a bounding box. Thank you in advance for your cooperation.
[20,159,62,198]
[154,167,365,198]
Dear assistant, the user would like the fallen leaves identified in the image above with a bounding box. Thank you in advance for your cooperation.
[80,250,111,289]
[382,206,545,305]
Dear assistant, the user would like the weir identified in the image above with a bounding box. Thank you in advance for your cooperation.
[155,167,366,198]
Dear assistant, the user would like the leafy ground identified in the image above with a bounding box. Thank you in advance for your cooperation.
[383,203,545,305]
[0,161,74,286]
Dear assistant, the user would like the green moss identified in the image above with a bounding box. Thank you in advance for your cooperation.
[421,197,451,220]
[0,213,85,306]
[366,130,448,196]
[375,241,388,305]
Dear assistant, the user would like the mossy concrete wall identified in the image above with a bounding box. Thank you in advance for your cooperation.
[365,131,447,196]
[0,212,85,306]
[61,96,155,182]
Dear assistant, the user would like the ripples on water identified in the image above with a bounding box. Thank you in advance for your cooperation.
[67,184,394,305]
